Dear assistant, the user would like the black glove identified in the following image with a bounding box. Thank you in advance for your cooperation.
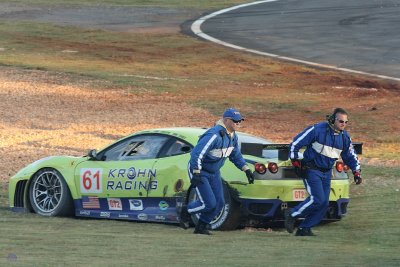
[353,170,362,185]
[291,159,303,177]
[245,169,254,184]
[191,173,203,187]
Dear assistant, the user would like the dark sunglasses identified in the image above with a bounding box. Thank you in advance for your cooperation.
[336,119,348,124]
[230,119,242,124]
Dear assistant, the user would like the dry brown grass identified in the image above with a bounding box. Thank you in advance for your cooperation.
[1,55,400,183]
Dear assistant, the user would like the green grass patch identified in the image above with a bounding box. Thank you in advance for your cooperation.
[1,165,399,266]
[5,0,249,8]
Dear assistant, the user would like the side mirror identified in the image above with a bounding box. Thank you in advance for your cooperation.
[87,149,98,159]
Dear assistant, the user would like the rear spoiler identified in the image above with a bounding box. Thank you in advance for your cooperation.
[241,142,363,161]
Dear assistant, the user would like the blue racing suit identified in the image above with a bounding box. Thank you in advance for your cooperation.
[187,122,247,224]
[289,121,360,228]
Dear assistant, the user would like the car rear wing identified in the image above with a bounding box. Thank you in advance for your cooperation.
[241,142,363,161]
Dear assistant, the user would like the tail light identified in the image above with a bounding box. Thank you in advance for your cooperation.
[255,163,267,174]
[335,162,349,172]
[343,164,350,172]
[254,162,279,174]
[268,162,279,173]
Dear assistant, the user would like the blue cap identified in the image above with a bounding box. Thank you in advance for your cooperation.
[223,108,244,121]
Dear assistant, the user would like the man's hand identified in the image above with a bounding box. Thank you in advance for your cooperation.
[191,173,203,187]
[245,169,254,184]
[291,159,303,177]
[353,171,362,185]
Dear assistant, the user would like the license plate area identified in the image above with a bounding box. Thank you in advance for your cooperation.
[293,189,308,201]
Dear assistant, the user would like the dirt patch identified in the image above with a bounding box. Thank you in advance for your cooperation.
[1,65,399,185]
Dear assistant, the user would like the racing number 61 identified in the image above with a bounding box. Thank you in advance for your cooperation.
[80,168,103,193]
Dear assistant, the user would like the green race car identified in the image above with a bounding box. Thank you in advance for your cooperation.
[9,127,360,230]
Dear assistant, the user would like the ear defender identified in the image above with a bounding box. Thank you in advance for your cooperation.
[327,113,336,125]
[327,108,341,125]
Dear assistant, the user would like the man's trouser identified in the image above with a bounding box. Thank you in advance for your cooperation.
[291,169,332,228]
[187,170,225,224]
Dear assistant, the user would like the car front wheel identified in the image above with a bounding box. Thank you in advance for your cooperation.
[29,168,74,216]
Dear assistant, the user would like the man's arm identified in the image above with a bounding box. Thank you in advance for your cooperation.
[189,132,218,172]
[341,134,362,184]
[289,125,315,160]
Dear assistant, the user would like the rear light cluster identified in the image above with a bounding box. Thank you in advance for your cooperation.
[335,161,350,172]
[254,162,278,174]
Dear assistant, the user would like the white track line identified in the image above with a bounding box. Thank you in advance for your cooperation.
[191,0,400,82]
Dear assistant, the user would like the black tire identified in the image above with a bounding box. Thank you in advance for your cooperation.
[188,181,242,230]
[29,168,74,217]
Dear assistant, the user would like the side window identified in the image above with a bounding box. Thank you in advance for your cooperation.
[164,139,192,157]
[101,135,169,161]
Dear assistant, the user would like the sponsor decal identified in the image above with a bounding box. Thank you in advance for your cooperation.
[100,212,111,218]
[129,199,144,211]
[155,215,166,221]
[79,210,91,216]
[293,189,308,201]
[107,167,157,179]
[211,204,230,229]
[174,179,184,192]
[159,200,169,211]
[107,198,122,211]
[106,180,158,191]
[118,214,129,218]
[138,213,148,221]
[82,196,100,209]
[80,168,103,193]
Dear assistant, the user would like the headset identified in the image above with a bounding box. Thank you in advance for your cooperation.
[326,107,347,125]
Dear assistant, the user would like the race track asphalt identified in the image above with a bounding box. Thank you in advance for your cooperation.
[194,0,400,81]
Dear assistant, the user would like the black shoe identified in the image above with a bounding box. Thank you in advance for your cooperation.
[284,208,296,233]
[295,227,316,236]
[178,204,191,229]
[194,220,212,235]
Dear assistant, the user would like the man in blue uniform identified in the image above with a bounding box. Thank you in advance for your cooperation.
[180,108,255,235]
[285,108,362,236]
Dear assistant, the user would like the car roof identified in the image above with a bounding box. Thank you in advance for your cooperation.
[134,127,207,145]
[134,127,271,145]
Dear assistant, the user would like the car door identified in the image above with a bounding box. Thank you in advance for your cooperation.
[144,137,192,222]
[147,137,192,198]
[74,134,170,212]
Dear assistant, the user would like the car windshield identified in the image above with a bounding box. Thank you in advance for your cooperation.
[237,133,278,159]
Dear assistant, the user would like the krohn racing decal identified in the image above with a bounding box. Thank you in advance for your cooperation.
[107,167,156,179]
[107,180,158,190]
[106,167,158,191]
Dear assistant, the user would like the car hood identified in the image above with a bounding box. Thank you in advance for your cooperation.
[12,155,87,178]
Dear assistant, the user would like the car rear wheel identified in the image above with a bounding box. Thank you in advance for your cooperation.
[29,168,74,216]
[188,181,242,230]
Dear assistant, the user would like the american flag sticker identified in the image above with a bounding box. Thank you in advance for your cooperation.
[82,196,100,209]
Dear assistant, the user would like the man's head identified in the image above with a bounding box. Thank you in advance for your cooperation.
[222,108,244,132]
[328,107,349,131]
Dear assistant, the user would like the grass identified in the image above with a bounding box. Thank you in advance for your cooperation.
[5,0,249,8]
[1,165,399,266]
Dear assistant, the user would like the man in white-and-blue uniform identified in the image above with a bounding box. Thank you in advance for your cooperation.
[180,108,254,235]
[285,108,362,236]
